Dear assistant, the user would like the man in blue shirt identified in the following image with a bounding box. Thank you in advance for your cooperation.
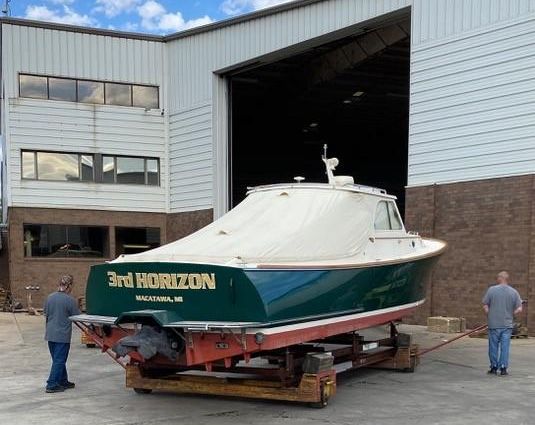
[482,271,522,376]
[43,274,81,393]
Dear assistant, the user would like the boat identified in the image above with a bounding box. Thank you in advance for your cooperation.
[72,152,446,370]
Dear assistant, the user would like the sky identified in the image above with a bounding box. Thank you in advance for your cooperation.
[5,0,297,35]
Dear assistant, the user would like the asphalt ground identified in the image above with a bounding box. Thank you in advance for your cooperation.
[1,312,534,425]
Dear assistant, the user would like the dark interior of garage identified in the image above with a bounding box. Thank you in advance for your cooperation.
[229,18,410,215]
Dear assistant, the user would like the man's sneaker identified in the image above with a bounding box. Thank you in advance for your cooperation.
[45,386,65,393]
[61,381,75,389]
[500,368,508,376]
[487,367,497,375]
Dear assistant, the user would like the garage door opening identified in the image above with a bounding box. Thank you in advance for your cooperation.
[229,18,410,215]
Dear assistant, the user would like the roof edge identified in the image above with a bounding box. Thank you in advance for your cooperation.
[0,17,164,42]
[0,1,325,43]
[163,0,325,41]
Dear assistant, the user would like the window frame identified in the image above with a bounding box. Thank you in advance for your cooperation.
[21,150,95,183]
[114,226,161,256]
[102,154,160,186]
[21,150,160,186]
[23,223,110,259]
[18,73,159,109]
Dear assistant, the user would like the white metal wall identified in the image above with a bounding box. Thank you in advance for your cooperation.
[8,98,166,212]
[2,24,165,98]
[409,1,535,186]
[167,0,411,110]
[168,103,213,212]
[166,0,411,213]
[2,23,167,212]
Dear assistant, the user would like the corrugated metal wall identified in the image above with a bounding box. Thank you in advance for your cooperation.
[409,1,535,186]
[168,103,213,212]
[167,0,411,110]
[412,0,535,46]
[2,24,165,97]
[166,0,411,212]
[2,23,167,212]
[8,98,166,212]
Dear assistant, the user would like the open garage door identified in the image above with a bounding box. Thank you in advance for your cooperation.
[228,17,410,215]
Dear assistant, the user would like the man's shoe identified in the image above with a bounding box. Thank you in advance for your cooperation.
[500,368,508,376]
[61,381,75,389]
[487,367,497,375]
[45,386,65,393]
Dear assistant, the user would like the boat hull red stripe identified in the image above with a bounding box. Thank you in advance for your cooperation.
[185,303,419,366]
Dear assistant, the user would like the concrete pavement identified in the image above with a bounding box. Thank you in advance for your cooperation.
[1,312,534,425]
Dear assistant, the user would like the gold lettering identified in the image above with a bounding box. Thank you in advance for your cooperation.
[116,272,217,291]
[136,273,148,289]
[188,273,202,290]
[147,273,160,289]
[159,273,175,289]
[107,271,117,287]
[177,274,189,289]
[202,273,216,290]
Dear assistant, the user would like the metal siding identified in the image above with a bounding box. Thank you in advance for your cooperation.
[409,6,535,186]
[2,23,165,99]
[166,0,411,110]
[8,98,166,212]
[168,103,213,212]
[412,0,535,45]
[165,0,411,213]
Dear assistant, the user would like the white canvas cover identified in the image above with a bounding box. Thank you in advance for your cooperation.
[113,186,378,265]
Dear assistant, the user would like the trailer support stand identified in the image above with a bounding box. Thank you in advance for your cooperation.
[125,365,336,407]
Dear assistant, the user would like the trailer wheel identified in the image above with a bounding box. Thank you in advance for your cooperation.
[309,380,332,408]
[133,388,153,394]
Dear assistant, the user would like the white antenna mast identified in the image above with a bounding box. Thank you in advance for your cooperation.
[321,144,339,185]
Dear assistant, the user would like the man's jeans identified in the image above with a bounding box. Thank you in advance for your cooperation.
[47,341,70,389]
[488,327,513,369]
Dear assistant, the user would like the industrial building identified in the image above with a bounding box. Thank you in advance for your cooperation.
[1,0,535,331]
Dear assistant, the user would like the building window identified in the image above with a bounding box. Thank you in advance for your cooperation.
[22,151,36,179]
[21,151,94,182]
[115,227,160,256]
[23,224,108,258]
[133,85,159,109]
[22,150,159,186]
[19,74,159,109]
[77,80,104,104]
[105,82,132,106]
[102,155,159,186]
[19,75,47,99]
[48,77,76,102]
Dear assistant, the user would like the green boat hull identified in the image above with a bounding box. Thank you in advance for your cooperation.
[86,255,439,327]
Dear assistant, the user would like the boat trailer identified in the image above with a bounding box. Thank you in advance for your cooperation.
[74,320,448,408]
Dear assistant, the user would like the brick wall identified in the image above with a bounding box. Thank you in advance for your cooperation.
[405,175,535,333]
[8,207,167,308]
[166,209,213,242]
[0,229,9,290]
[8,207,213,309]
[6,208,213,307]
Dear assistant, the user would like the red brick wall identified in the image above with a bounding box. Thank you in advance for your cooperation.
[0,229,9,290]
[405,175,535,333]
[8,207,168,308]
[7,207,214,309]
[166,209,213,242]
